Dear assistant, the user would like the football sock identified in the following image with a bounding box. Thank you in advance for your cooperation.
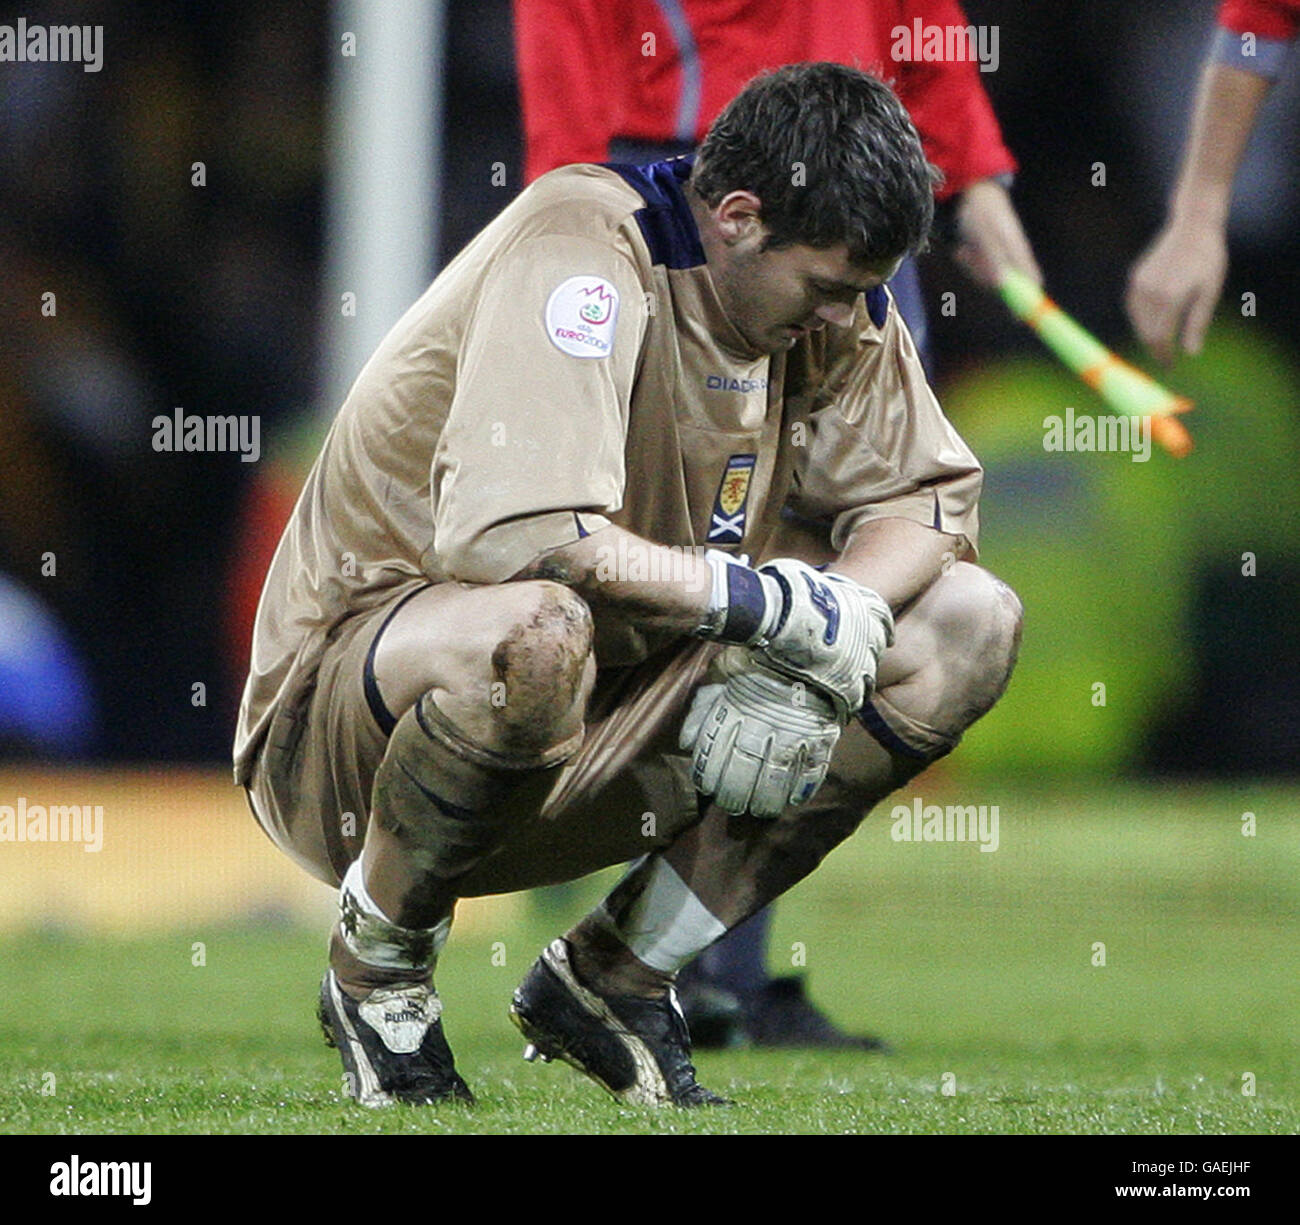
[570,738,911,998]
[360,690,581,928]
[683,906,772,996]
[568,854,726,997]
[331,853,450,999]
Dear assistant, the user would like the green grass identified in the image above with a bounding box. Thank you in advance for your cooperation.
[2,783,1297,1134]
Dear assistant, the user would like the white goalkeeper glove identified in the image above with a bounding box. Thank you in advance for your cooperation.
[697,552,894,717]
[679,649,842,819]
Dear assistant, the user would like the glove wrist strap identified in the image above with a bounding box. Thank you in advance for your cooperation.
[697,551,778,644]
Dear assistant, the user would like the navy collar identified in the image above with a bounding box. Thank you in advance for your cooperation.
[606,155,890,329]
[605,156,706,270]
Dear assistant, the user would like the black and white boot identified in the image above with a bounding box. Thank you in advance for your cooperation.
[510,938,729,1108]
[319,971,474,1107]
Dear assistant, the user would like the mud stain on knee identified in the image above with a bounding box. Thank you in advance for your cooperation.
[491,588,593,698]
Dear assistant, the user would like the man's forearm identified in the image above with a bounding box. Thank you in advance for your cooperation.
[1125,58,1268,361]
[1169,61,1271,228]
[517,517,967,637]
[827,517,968,612]
[515,524,712,633]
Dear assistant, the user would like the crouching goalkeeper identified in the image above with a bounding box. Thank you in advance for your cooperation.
[233,63,1023,1108]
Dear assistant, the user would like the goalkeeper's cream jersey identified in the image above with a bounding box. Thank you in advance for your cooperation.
[233,158,982,784]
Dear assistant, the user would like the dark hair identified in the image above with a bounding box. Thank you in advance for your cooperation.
[690,62,940,264]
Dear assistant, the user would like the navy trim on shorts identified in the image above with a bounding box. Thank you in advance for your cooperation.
[857,698,934,762]
[363,584,434,737]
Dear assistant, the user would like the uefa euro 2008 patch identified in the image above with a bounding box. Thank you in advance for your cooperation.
[707,454,757,544]
[545,275,619,358]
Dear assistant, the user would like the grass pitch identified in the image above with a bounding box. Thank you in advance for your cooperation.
[2,783,1297,1135]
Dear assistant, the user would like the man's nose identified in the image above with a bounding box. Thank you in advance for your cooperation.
[814,301,856,328]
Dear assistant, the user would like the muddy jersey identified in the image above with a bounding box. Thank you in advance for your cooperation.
[233,157,982,784]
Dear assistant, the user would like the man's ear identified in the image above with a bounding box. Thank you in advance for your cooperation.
[713,191,766,246]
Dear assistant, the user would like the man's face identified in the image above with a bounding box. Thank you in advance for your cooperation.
[698,192,903,354]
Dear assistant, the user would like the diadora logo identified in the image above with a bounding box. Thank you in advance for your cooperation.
[802,573,840,645]
[706,374,769,394]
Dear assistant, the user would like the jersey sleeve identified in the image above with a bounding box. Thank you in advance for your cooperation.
[895,0,1017,199]
[1218,0,1300,39]
[788,291,983,557]
[1215,0,1300,78]
[433,235,647,583]
[513,0,618,182]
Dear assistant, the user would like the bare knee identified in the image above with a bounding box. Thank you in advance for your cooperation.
[937,564,1021,654]
[926,563,1022,719]
[488,581,595,719]
[876,564,1022,737]
[375,580,595,754]
[431,580,596,756]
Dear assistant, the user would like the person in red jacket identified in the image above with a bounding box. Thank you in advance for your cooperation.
[1127,0,1300,362]
[513,0,1040,1050]
[515,0,1040,310]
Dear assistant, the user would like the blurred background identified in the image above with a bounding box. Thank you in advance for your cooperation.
[0,0,1296,934]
